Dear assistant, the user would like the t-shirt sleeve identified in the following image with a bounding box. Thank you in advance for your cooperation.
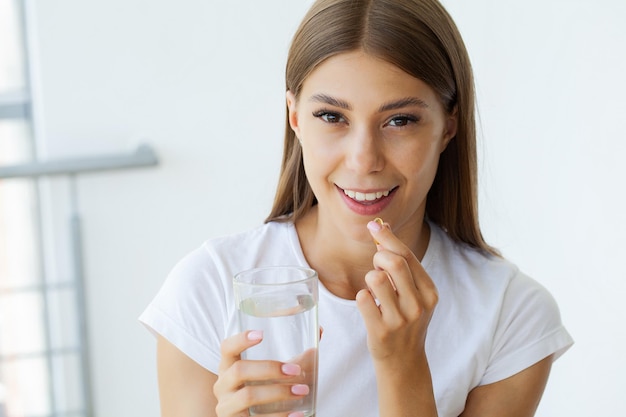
[139,244,233,374]
[480,272,573,385]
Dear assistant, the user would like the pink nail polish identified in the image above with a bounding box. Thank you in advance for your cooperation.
[282,363,301,376]
[246,330,263,341]
[367,220,382,232]
[288,412,305,417]
[291,384,310,395]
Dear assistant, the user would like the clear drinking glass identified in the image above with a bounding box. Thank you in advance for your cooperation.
[233,266,318,417]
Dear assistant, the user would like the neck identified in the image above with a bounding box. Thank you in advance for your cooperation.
[295,207,429,300]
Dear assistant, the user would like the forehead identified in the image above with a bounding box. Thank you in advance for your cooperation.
[299,51,442,110]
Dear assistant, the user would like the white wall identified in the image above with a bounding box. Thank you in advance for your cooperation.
[446,1,626,415]
[28,0,625,416]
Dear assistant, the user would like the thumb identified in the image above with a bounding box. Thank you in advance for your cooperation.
[367,218,391,247]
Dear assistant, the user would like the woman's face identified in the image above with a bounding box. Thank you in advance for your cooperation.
[287,50,457,241]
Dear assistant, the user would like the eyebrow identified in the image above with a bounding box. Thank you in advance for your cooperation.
[378,97,429,112]
[308,93,429,112]
[309,93,352,110]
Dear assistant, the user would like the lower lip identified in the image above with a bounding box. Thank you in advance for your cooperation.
[337,187,396,216]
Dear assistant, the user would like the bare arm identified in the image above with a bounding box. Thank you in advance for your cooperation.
[460,355,553,417]
[156,335,218,417]
[156,313,552,417]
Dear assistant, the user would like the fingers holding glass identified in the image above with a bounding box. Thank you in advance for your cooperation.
[214,331,311,416]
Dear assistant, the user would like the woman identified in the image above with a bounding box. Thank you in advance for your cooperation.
[140,0,573,416]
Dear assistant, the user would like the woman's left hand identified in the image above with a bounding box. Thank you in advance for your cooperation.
[356,219,438,366]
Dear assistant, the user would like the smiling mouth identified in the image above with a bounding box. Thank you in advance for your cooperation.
[341,187,397,203]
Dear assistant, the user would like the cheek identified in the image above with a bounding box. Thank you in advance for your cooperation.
[300,129,344,177]
[393,142,443,194]
[394,138,441,173]
[301,144,337,184]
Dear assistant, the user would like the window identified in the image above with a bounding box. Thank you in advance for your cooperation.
[0,1,87,416]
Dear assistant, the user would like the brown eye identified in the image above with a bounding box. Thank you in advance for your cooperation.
[313,110,345,124]
[387,115,418,127]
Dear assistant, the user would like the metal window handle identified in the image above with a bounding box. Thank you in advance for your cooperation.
[0,143,159,179]
[0,142,158,417]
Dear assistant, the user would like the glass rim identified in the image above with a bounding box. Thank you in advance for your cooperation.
[233,265,317,286]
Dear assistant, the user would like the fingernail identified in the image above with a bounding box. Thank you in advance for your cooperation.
[288,412,305,417]
[281,363,301,376]
[247,330,263,341]
[291,384,309,395]
[367,220,382,232]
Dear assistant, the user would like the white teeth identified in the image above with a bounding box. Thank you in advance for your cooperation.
[343,189,390,202]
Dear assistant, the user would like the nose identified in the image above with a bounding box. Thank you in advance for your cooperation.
[344,127,384,175]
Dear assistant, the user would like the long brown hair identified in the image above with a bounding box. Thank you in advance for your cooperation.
[266,0,498,255]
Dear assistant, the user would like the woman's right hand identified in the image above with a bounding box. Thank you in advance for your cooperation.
[212,330,309,417]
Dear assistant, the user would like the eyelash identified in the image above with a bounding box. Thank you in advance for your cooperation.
[311,110,420,127]
[312,109,344,124]
[387,114,420,127]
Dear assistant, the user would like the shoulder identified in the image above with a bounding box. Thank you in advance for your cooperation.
[202,221,293,253]
[426,223,520,291]
[427,222,565,330]
[140,223,298,372]
[425,223,572,387]
[167,221,299,288]
[201,221,299,269]
[142,221,300,341]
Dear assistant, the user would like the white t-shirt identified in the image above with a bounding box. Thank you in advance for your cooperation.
[140,221,573,417]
